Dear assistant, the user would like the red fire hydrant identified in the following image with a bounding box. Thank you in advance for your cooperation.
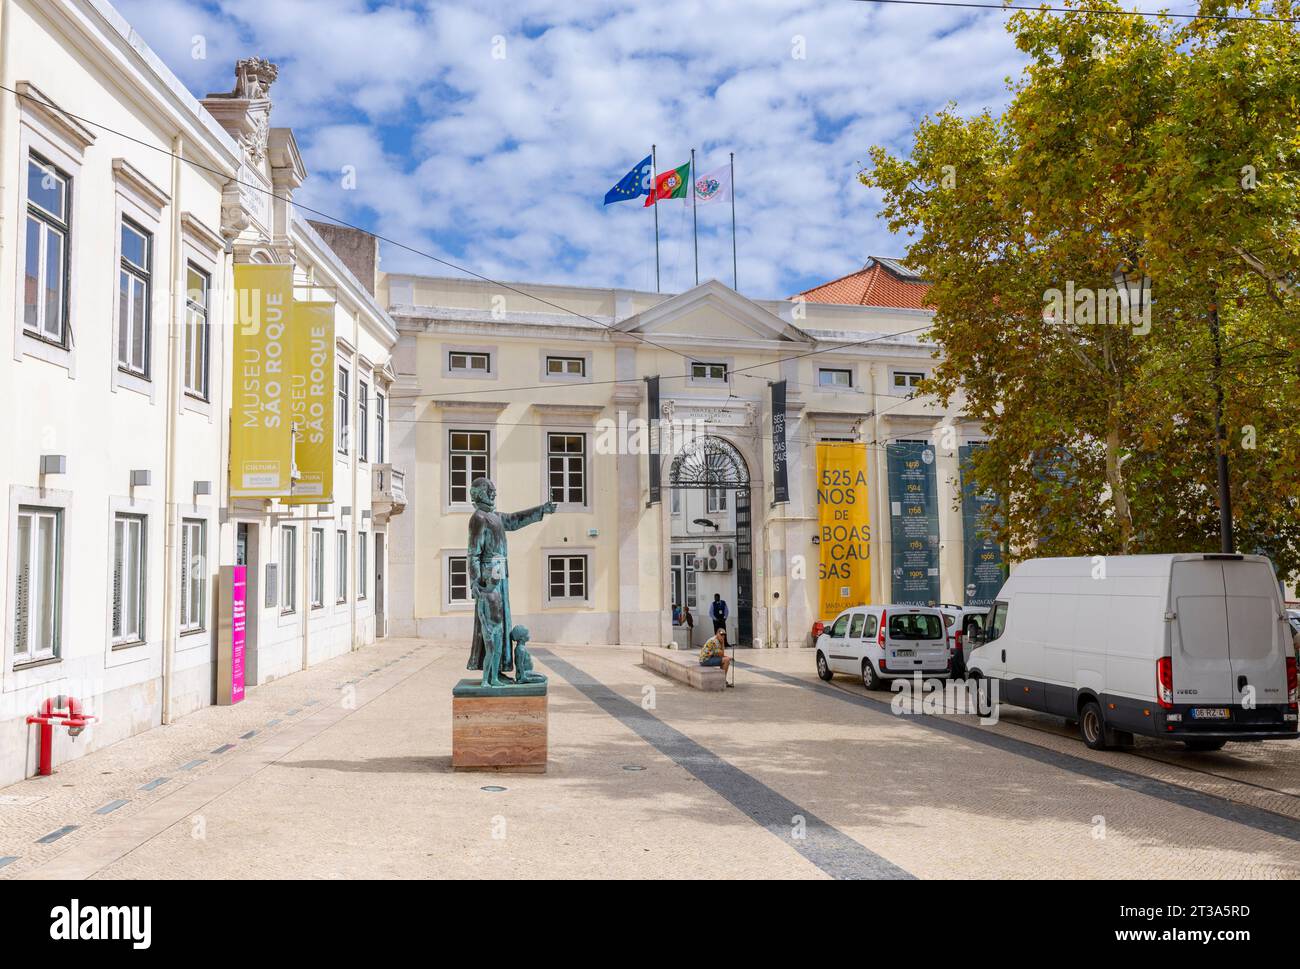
[26,695,95,777]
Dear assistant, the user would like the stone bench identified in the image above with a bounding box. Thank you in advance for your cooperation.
[641,647,726,692]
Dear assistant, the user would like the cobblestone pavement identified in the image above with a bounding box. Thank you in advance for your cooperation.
[1,641,1297,879]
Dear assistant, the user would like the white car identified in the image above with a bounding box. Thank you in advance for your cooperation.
[815,604,951,690]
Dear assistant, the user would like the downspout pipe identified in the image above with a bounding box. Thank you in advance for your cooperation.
[161,133,184,724]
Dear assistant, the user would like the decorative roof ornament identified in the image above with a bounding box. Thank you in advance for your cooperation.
[230,57,278,100]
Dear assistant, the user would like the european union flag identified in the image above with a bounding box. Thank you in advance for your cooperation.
[604,155,653,205]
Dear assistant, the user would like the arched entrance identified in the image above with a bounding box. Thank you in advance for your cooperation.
[668,436,754,645]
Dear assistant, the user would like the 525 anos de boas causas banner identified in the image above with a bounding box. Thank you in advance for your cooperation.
[816,443,871,619]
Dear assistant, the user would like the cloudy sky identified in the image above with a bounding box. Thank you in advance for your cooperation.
[109,0,1177,299]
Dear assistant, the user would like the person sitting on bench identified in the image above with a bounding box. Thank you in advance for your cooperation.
[699,628,732,681]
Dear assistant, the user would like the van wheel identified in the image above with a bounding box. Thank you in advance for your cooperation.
[862,661,883,691]
[816,653,833,682]
[1079,701,1111,751]
[1184,739,1227,752]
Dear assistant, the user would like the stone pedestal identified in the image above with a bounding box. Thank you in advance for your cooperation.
[451,679,548,773]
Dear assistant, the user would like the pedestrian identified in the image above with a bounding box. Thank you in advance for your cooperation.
[682,604,694,647]
[710,593,728,636]
[699,627,732,684]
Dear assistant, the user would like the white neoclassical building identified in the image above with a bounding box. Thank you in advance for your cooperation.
[0,0,401,785]
[380,260,991,651]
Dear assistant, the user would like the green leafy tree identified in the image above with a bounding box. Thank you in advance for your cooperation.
[864,0,1300,577]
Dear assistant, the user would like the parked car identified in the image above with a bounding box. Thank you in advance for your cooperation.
[815,604,951,689]
[938,604,989,678]
[966,553,1300,752]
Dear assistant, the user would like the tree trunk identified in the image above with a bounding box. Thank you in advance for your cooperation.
[1105,414,1134,553]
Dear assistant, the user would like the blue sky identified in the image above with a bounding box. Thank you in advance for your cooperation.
[111,0,1188,299]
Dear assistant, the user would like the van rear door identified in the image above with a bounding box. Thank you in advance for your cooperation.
[1170,559,1234,705]
[1223,559,1288,707]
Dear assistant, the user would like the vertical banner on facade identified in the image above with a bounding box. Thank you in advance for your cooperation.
[888,441,940,605]
[217,565,246,706]
[231,264,293,497]
[283,301,336,504]
[958,443,1005,607]
[771,380,789,504]
[816,443,871,618]
[646,375,661,505]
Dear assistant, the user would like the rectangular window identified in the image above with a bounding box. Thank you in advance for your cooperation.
[546,355,585,377]
[375,393,386,463]
[118,218,152,377]
[671,489,681,515]
[281,525,298,614]
[310,528,325,608]
[24,153,71,345]
[893,370,925,390]
[358,381,369,462]
[690,361,727,381]
[183,263,210,399]
[547,555,588,602]
[179,518,206,633]
[447,555,469,603]
[111,513,146,645]
[707,488,728,513]
[337,365,350,454]
[449,351,491,374]
[13,506,62,662]
[819,368,852,388]
[357,535,368,600]
[336,530,348,602]
[449,430,489,505]
[685,553,697,608]
[547,433,586,506]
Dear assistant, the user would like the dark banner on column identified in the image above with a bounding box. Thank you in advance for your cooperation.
[771,380,789,504]
[958,443,1005,608]
[887,441,940,606]
[646,375,660,505]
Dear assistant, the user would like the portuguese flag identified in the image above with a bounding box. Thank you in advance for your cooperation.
[644,161,690,206]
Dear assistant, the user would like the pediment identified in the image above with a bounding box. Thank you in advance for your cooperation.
[617,280,812,344]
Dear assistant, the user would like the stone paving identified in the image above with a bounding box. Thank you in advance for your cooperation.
[0,640,1297,879]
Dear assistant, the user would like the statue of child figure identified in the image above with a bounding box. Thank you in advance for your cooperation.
[509,625,547,685]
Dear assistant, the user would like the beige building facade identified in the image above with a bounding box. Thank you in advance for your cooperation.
[381,269,984,651]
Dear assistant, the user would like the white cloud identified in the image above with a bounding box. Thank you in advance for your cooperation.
[110,0,1037,297]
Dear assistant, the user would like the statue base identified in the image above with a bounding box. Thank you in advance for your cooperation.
[451,679,548,773]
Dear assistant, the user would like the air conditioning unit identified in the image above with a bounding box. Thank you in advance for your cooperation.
[693,543,734,572]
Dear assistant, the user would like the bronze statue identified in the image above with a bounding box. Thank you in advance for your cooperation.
[466,477,555,687]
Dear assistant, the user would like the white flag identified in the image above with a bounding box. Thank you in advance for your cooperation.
[692,165,732,206]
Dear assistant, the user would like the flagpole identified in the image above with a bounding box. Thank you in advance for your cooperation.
[691,147,699,286]
[729,152,738,291]
[651,144,660,293]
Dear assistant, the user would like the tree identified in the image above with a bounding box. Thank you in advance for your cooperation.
[863,0,1300,578]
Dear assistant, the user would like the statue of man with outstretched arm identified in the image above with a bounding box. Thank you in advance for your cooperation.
[465,477,556,687]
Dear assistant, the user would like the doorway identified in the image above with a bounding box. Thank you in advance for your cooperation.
[668,435,754,645]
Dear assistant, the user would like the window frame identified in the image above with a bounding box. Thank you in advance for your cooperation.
[111,512,148,648]
[546,431,588,508]
[13,505,63,664]
[310,527,325,609]
[336,529,348,603]
[182,261,211,400]
[445,553,471,609]
[358,380,370,463]
[818,367,853,389]
[357,532,368,600]
[22,150,72,348]
[337,364,350,455]
[445,347,496,379]
[116,216,153,379]
[178,518,207,634]
[891,369,927,393]
[447,429,491,509]
[545,552,591,605]
[688,360,729,385]
[375,391,386,463]
[281,525,298,615]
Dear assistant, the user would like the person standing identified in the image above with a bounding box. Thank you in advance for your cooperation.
[682,604,695,648]
[710,593,728,636]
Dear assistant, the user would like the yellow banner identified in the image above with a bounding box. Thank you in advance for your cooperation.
[282,301,336,505]
[816,442,871,617]
[231,265,294,497]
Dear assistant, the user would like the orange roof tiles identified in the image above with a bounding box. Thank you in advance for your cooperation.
[795,257,933,310]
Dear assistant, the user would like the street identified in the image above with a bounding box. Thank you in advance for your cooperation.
[2,639,1297,880]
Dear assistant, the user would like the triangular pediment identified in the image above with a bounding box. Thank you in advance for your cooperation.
[617,279,812,344]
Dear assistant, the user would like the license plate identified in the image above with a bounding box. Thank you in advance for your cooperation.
[893,649,914,657]
[1189,707,1231,720]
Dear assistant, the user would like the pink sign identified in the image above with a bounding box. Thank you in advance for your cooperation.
[231,565,246,704]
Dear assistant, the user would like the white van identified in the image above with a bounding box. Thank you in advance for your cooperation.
[967,553,1300,751]
[815,604,950,690]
